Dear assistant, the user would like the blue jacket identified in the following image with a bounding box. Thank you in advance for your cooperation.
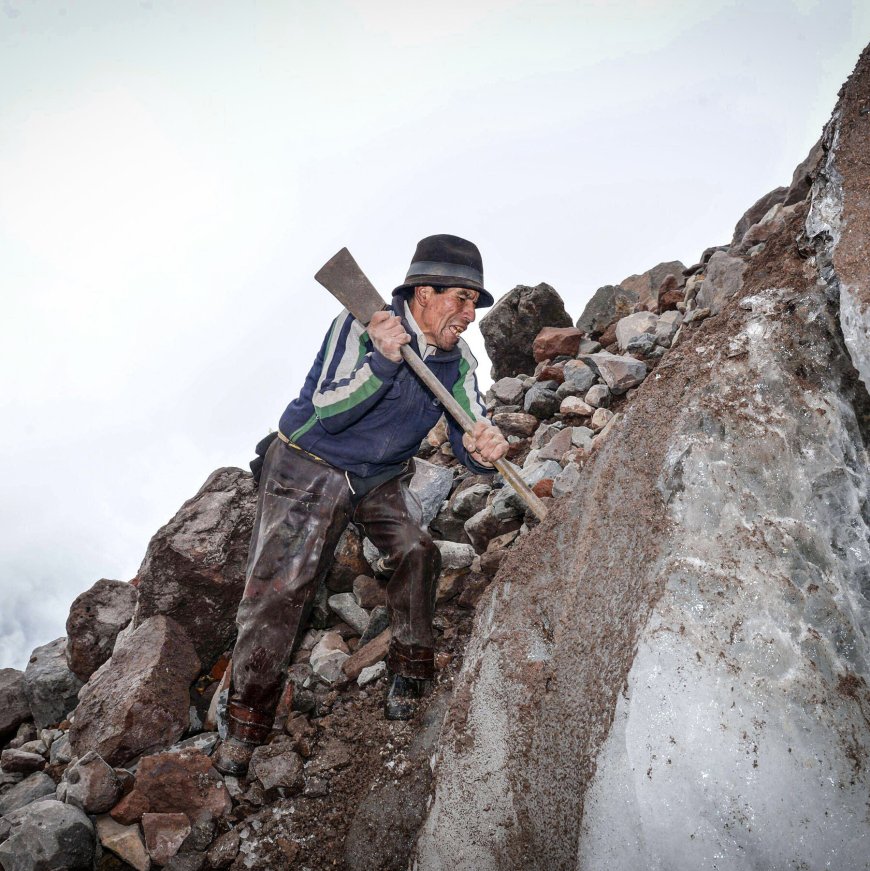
[278,293,493,478]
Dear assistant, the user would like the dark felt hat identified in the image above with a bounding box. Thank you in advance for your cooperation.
[394,234,494,308]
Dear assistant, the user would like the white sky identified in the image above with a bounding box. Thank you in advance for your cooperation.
[2,0,868,670]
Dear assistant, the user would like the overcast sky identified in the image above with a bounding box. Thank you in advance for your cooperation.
[2,0,868,671]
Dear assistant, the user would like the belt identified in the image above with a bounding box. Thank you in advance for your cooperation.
[276,430,328,465]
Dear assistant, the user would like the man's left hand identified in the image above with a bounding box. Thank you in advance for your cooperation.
[462,421,508,467]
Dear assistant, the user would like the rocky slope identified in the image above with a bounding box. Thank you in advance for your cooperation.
[2,44,869,871]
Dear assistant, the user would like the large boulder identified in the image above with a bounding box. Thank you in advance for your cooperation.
[575,284,639,337]
[69,615,200,766]
[730,185,789,246]
[694,250,747,314]
[133,467,257,669]
[65,578,137,682]
[480,284,573,380]
[414,53,870,867]
[0,799,94,871]
[617,260,687,311]
[0,669,31,744]
[22,638,83,730]
[0,772,57,815]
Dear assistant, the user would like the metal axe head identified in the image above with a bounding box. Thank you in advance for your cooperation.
[314,248,388,325]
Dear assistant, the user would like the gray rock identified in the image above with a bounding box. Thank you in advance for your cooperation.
[0,669,31,745]
[615,312,658,352]
[0,772,56,815]
[0,749,44,774]
[48,733,72,767]
[464,506,520,553]
[577,339,602,354]
[784,137,824,206]
[560,360,597,394]
[523,383,560,419]
[695,250,747,314]
[0,799,94,871]
[492,461,562,519]
[409,459,454,528]
[357,662,387,687]
[559,396,594,417]
[654,309,683,346]
[575,284,639,337]
[625,333,658,356]
[551,461,582,498]
[62,751,122,814]
[434,542,476,572]
[133,467,257,669]
[581,352,647,395]
[327,593,370,635]
[584,384,611,408]
[359,607,389,646]
[449,484,491,520]
[481,283,573,380]
[69,615,200,766]
[491,377,526,406]
[571,427,595,451]
[22,639,83,730]
[731,185,789,246]
[249,737,303,793]
[65,579,137,682]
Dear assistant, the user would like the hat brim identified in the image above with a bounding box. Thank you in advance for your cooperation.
[394,277,494,308]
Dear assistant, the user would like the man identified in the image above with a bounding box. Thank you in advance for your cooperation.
[213,234,508,776]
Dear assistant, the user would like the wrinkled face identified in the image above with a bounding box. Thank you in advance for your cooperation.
[410,286,479,351]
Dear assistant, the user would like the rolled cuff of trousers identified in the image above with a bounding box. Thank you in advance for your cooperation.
[226,700,273,745]
[386,639,434,681]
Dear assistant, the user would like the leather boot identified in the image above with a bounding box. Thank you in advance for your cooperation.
[212,736,257,777]
[384,673,428,720]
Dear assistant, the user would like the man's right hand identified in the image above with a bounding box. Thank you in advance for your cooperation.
[368,311,411,363]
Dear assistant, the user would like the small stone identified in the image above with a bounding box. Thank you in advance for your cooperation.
[585,384,611,408]
[359,607,389,645]
[0,771,56,814]
[615,311,658,352]
[449,483,491,519]
[491,376,526,405]
[577,339,602,354]
[142,812,191,866]
[249,738,304,793]
[590,407,615,431]
[1,748,45,774]
[310,649,350,684]
[435,541,476,571]
[96,815,150,871]
[342,629,392,681]
[532,326,583,362]
[581,352,647,395]
[327,593,370,635]
[63,750,123,814]
[491,412,540,438]
[552,462,582,498]
[357,662,387,687]
[304,776,330,798]
[523,383,561,419]
[560,396,594,417]
[206,829,240,868]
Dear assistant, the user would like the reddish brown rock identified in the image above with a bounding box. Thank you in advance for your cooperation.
[491,412,539,439]
[109,787,151,825]
[479,550,507,577]
[142,812,191,865]
[353,574,387,609]
[342,629,392,681]
[326,525,371,593]
[532,479,554,498]
[618,260,686,311]
[532,327,583,363]
[249,737,304,793]
[538,428,575,463]
[70,615,200,766]
[65,578,137,682]
[536,363,566,384]
[123,749,231,825]
[133,468,257,669]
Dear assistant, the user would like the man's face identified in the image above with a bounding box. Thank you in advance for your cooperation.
[411,286,479,351]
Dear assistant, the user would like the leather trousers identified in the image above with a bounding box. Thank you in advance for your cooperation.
[228,438,440,741]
